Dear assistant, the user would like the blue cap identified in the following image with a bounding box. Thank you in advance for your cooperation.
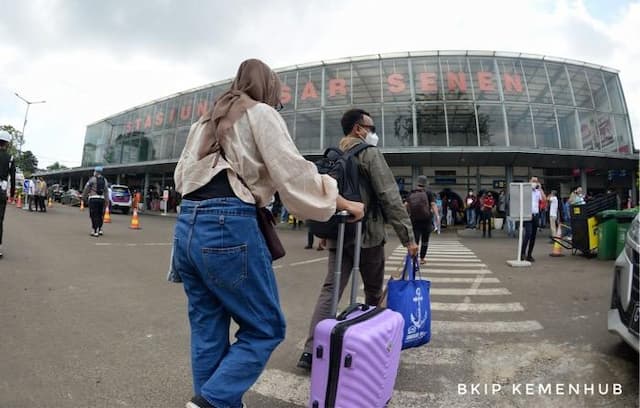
[94,166,103,173]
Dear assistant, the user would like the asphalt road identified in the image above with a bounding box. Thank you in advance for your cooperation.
[0,203,637,408]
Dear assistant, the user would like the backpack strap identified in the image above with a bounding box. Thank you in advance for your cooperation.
[345,142,372,158]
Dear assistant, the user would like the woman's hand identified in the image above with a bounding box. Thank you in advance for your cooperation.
[336,196,365,221]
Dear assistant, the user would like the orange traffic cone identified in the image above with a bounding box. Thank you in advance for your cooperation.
[550,235,565,257]
[48,197,52,207]
[16,194,22,208]
[103,205,112,223]
[80,199,85,211]
[129,208,141,230]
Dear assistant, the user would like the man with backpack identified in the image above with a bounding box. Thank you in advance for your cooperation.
[0,131,16,258]
[406,175,440,265]
[82,166,109,237]
[298,108,418,370]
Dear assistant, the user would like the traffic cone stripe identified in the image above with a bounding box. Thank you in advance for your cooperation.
[550,236,565,257]
[103,206,112,223]
[129,208,141,229]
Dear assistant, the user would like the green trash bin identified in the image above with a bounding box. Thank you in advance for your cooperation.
[615,209,639,257]
[597,210,619,260]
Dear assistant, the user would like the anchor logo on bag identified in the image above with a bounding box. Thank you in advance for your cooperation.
[410,287,428,331]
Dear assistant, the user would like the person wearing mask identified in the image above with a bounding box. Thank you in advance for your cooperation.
[27,177,36,212]
[172,59,364,408]
[498,189,506,229]
[480,192,495,238]
[297,108,418,371]
[82,167,109,237]
[434,193,443,233]
[548,190,559,239]
[464,189,477,228]
[0,131,16,258]
[405,175,439,264]
[521,177,546,262]
[570,186,585,205]
[38,177,48,212]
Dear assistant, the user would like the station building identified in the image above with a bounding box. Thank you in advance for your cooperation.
[41,51,637,211]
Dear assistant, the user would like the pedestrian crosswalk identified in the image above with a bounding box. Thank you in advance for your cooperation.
[251,239,543,407]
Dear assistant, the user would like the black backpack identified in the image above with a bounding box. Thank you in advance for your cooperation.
[307,143,372,239]
[407,190,432,221]
[96,176,106,196]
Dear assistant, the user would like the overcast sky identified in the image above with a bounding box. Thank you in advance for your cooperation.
[0,0,638,168]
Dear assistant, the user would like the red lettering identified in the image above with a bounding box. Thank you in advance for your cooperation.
[328,79,347,97]
[301,81,318,100]
[135,118,142,130]
[180,105,192,120]
[502,73,523,93]
[387,73,406,93]
[280,85,292,105]
[477,71,495,92]
[167,108,176,124]
[155,112,164,126]
[144,115,152,129]
[447,72,467,93]
[196,100,208,116]
[419,72,438,92]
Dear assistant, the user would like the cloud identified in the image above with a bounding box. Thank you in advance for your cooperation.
[0,0,637,168]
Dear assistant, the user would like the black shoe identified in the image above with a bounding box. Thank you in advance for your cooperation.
[297,352,312,370]
[186,395,215,408]
[304,245,313,249]
[526,256,535,262]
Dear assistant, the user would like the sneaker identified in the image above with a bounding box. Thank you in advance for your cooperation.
[526,255,535,262]
[186,397,245,408]
[0,245,3,258]
[90,231,99,237]
[304,245,313,249]
[98,229,103,236]
[186,395,215,408]
[297,351,312,370]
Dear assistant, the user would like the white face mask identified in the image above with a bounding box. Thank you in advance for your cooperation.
[365,132,379,146]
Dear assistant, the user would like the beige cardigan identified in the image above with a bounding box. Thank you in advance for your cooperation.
[175,103,337,222]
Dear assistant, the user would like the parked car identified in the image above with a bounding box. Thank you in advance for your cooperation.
[608,213,639,352]
[109,184,132,214]
[60,189,82,207]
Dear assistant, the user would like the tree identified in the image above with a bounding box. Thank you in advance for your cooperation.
[0,124,21,157]
[47,161,69,171]
[17,150,38,176]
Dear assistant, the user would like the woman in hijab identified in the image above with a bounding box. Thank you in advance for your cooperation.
[173,59,364,408]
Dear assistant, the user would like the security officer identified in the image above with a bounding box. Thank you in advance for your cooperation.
[0,131,17,258]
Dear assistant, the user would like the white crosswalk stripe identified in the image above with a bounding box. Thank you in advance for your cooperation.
[431,302,525,312]
[385,267,492,274]
[431,288,511,296]
[378,276,500,284]
[251,369,435,406]
[251,239,543,407]
[432,320,544,333]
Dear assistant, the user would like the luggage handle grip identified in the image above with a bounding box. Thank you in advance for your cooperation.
[336,303,370,321]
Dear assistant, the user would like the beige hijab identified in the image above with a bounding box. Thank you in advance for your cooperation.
[197,58,282,160]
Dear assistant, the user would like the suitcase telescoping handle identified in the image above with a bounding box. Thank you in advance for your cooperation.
[330,210,363,318]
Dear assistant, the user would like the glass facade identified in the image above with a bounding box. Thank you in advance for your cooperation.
[82,53,634,166]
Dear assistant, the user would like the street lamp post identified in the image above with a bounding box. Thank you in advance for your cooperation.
[14,92,46,157]
[15,92,45,210]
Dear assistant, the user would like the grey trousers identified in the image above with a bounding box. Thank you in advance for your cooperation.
[303,242,386,353]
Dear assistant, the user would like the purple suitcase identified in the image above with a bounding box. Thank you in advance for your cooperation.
[309,212,404,408]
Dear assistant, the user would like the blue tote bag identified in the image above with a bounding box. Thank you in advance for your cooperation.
[386,255,431,349]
